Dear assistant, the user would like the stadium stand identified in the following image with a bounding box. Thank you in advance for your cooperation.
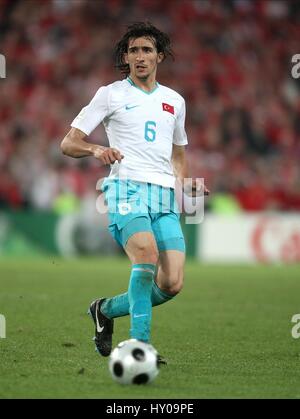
[1,0,300,211]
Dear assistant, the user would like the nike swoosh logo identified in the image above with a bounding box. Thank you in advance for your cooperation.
[125,104,140,110]
[133,314,148,318]
[95,302,104,333]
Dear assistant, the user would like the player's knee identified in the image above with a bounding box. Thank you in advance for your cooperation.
[134,244,159,265]
[167,281,183,295]
[160,273,184,295]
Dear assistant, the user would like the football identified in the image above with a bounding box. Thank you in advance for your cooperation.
[109,339,159,385]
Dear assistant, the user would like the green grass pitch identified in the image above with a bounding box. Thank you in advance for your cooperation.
[0,257,300,399]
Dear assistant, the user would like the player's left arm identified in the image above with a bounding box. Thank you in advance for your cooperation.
[171,144,188,186]
[172,98,209,196]
[171,145,210,196]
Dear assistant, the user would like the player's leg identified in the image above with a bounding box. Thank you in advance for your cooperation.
[98,181,168,327]
[123,231,159,342]
[100,188,186,320]
[150,205,186,303]
[100,239,184,320]
[89,181,183,354]
[88,179,154,356]
[89,216,155,355]
[124,231,158,265]
[155,250,185,297]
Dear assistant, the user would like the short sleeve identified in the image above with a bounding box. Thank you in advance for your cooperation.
[173,99,188,146]
[70,86,110,136]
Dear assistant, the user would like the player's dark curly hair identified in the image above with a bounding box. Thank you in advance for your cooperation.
[114,22,174,76]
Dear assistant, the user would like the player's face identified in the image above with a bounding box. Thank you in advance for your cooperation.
[124,37,164,80]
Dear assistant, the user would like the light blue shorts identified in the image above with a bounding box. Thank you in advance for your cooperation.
[101,179,185,252]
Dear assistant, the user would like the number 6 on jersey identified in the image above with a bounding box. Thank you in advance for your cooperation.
[144,121,156,142]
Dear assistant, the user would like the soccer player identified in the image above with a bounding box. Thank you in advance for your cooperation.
[61,22,209,360]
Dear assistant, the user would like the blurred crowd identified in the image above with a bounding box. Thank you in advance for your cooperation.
[1,0,300,213]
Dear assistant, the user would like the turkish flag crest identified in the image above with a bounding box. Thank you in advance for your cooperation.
[162,103,174,115]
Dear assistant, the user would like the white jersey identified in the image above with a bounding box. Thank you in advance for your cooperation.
[71,77,188,188]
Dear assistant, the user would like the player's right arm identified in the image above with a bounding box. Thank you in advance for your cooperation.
[61,127,124,165]
[61,85,123,165]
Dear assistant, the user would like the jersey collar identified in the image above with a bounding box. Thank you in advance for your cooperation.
[126,77,159,95]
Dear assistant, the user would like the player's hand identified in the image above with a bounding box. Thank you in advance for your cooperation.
[192,179,210,197]
[93,146,124,165]
[183,179,210,197]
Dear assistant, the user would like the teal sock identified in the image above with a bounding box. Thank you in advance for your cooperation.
[128,263,155,342]
[151,280,174,306]
[101,280,175,319]
[101,292,129,318]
